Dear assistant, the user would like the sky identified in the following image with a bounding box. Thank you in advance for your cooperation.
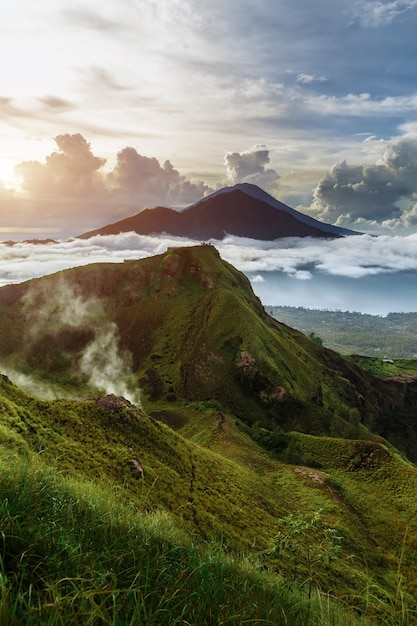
[2,0,417,238]
[1,1,417,314]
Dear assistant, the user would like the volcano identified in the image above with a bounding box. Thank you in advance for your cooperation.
[78,183,360,240]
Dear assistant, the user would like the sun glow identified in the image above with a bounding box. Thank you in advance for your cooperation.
[0,147,20,190]
[0,168,22,192]
[0,135,57,191]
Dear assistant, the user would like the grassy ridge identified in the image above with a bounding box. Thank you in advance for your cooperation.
[0,454,374,626]
[0,244,406,434]
[1,245,417,622]
[1,375,417,623]
[1,244,416,462]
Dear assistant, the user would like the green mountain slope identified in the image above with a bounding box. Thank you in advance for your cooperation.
[0,244,414,448]
[1,370,417,623]
[2,245,417,622]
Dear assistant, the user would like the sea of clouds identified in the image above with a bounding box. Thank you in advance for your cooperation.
[1,232,417,314]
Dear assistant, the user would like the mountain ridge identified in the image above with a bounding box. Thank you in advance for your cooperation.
[0,243,413,454]
[1,244,417,622]
[78,183,360,240]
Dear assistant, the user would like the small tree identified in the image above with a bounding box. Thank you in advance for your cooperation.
[268,509,342,619]
[309,332,323,345]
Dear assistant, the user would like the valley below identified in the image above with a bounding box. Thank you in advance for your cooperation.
[269,306,417,359]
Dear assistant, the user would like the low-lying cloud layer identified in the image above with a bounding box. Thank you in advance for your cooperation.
[1,232,416,314]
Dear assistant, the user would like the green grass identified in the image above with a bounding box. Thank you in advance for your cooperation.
[1,386,417,623]
[0,454,379,626]
[1,246,417,623]
[2,371,417,617]
[0,244,401,434]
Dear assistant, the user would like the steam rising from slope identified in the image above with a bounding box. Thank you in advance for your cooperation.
[20,279,141,405]
[78,322,140,405]
[0,367,72,401]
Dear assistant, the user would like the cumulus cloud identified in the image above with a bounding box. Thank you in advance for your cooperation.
[107,146,211,208]
[224,145,280,192]
[250,274,265,283]
[305,134,417,231]
[16,133,106,197]
[6,131,417,242]
[7,134,213,236]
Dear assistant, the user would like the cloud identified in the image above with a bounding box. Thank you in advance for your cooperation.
[350,1,417,27]
[2,0,417,215]
[304,134,417,231]
[38,96,74,110]
[0,97,40,123]
[224,145,280,192]
[250,274,265,283]
[5,128,417,242]
[304,92,417,117]
[296,73,327,84]
[1,231,417,286]
[87,66,128,92]
[16,133,107,197]
[7,134,213,236]
[63,6,126,33]
[1,232,417,315]
[107,147,211,208]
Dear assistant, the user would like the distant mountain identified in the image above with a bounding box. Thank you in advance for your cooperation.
[79,183,360,240]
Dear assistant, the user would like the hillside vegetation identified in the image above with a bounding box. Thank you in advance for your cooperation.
[0,245,413,441]
[1,244,417,624]
[2,373,417,624]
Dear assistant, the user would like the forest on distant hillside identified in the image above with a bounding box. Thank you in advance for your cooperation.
[268,307,417,358]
